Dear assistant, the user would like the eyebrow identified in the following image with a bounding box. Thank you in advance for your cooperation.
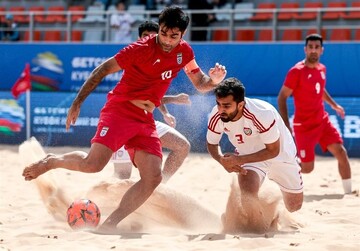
[160,28,180,36]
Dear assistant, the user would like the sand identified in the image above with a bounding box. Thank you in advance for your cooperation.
[0,138,359,251]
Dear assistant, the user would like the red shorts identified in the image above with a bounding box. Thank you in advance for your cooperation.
[91,100,162,162]
[294,116,343,162]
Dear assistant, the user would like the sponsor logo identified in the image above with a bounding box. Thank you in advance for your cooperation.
[177,53,182,64]
[100,126,109,137]
[308,74,312,79]
[320,71,326,80]
[153,59,160,65]
[300,149,306,158]
[243,127,252,136]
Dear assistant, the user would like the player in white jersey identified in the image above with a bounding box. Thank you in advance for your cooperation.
[112,93,191,183]
[207,77,303,230]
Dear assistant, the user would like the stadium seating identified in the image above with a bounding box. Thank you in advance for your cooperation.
[68,5,86,23]
[28,6,46,23]
[234,3,254,21]
[80,4,105,22]
[250,3,276,21]
[355,29,360,40]
[43,30,62,41]
[128,4,146,22]
[2,0,358,43]
[294,2,323,20]
[306,29,327,40]
[322,1,347,20]
[258,29,273,41]
[212,29,230,41]
[215,3,232,21]
[9,6,29,24]
[277,2,299,21]
[342,1,360,20]
[83,30,104,42]
[281,29,302,41]
[64,30,83,42]
[24,30,41,41]
[0,7,5,23]
[43,6,66,23]
[235,29,255,41]
[329,28,351,41]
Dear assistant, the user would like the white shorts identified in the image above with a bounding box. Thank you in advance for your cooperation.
[111,121,172,163]
[242,158,303,194]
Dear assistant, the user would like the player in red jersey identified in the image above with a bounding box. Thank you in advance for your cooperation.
[112,20,191,183]
[277,33,352,194]
[22,6,227,232]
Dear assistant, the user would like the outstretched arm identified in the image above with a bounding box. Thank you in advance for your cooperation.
[161,93,191,105]
[323,89,345,119]
[184,59,227,93]
[66,57,121,130]
[277,85,293,133]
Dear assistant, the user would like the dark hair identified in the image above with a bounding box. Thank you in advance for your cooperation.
[305,33,323,46]
[138,20,159,37]
[158,5,189,33]
[116,0,126,6]
[214,77,245,103]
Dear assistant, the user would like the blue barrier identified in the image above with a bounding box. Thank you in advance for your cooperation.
[0,43,359,96]
[0,91,359,157]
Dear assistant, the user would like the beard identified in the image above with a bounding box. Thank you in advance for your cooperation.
[220,109,239,122]
[307,54,319,64]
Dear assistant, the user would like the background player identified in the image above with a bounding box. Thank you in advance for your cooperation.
[277,33,352,194]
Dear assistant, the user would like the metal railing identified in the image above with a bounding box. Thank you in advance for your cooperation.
[0,7,359,42]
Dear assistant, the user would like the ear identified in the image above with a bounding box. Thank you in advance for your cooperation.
[237,101,245,110]
[181,29,187,38]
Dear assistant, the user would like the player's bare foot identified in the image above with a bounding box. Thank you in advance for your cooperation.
[94,223,118,235]
[22,154,56,181]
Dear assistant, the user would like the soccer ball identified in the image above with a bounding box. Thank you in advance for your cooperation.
[67,199,101,230]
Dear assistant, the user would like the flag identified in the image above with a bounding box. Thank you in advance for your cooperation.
[11,63,31,99]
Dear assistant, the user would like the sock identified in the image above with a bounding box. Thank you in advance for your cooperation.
[342,179,352,194]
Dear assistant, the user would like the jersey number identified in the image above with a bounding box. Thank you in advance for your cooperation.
[235,134,244,144]
[161,70,172,80]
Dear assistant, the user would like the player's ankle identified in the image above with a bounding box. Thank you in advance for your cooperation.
[342,178,352,194]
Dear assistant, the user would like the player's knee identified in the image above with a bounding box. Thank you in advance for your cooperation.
[300,162,314,173]
[145,173,162,189]
[175,138,191,154]
[285,197,303,212]
[337,145,348,158]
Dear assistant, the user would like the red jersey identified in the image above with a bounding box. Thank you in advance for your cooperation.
[283,60,327,127]
[110,34,195,107]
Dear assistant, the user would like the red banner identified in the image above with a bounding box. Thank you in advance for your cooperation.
[11,63,31,99]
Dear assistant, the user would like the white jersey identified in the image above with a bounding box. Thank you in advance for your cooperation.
[111,121,172,163]
[110,12,134,43]
[207,97,297,163]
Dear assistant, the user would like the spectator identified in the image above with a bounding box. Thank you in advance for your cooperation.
[1,14,20,42]
[110,0,135,43]
[188,0,217,41]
